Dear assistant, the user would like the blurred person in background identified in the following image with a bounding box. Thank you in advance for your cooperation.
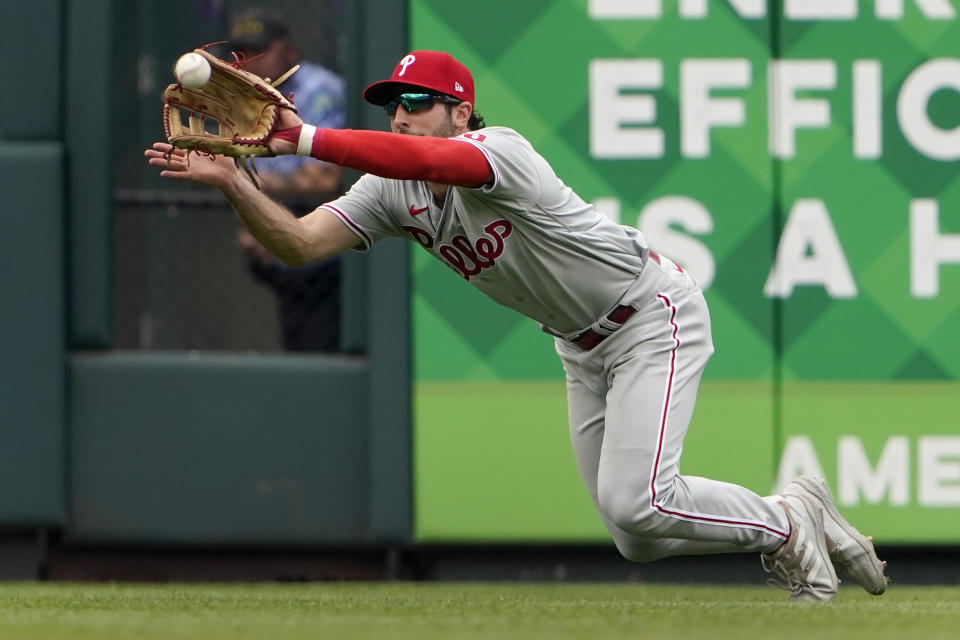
[228,9,345,352]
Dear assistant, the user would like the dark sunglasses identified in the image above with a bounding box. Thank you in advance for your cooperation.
[384,93,462,116]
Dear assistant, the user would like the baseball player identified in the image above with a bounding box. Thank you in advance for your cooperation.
[146,50,887,600]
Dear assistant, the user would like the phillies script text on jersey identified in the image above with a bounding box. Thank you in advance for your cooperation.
[402,219,513,281]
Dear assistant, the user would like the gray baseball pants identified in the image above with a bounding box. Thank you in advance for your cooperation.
[555,252,790,562]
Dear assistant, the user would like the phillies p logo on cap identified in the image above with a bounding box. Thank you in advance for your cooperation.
[398,54,416,77]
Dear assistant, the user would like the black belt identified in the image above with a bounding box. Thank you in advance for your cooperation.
[570,304,637,351]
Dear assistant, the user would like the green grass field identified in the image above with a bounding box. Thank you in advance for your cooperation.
[0,582,957,640]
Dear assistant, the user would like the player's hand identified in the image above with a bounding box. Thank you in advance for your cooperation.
[144,143,238,190]
[266,108,304,156]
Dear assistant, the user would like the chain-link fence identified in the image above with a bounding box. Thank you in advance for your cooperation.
[113,0,346,352]
[113,191,281,350]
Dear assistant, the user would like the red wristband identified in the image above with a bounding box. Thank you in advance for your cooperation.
[273,125,301,144]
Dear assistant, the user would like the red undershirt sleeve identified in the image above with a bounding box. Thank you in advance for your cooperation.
[273,126,492,188]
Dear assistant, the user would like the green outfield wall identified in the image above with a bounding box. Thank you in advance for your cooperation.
[3,0,960,568]
[0,0,413,564]
[411,0,960,544]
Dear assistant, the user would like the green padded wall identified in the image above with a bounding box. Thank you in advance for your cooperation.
[0,143,67,525]
[0,0,67,528]
[66,0,114,347]
[69,353,369,544]
[0,2,61,138]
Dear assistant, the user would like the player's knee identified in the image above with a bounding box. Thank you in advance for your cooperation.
[612,538,662,564]
[597,485,633,531]
[598,485,659,535]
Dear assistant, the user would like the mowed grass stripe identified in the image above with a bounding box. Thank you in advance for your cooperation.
[0,583,957,640]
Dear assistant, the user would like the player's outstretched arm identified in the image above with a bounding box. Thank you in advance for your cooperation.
[216,166,359,264]
[144,142,359,264]
[267,109,491,187]
[272,126,491,187]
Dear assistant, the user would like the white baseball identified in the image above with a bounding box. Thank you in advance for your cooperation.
[174,52,211,89]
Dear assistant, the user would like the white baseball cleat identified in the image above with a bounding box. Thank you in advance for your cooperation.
[761,494,839,602]
[782,476,889,595]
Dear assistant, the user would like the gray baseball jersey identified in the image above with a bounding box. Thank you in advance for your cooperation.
[319,126,648,335]
[319,124,793,563]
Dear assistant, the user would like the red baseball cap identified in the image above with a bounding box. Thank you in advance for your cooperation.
[363,50,475,107]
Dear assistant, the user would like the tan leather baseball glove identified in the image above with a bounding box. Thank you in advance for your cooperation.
[162,47,298,186]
